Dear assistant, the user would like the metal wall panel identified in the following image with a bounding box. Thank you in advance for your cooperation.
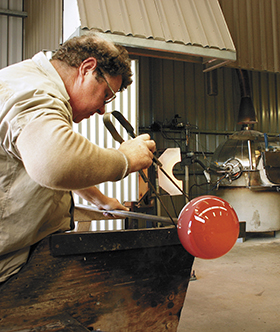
[0,0,25,68]
[24,0,62,59]
[251,70,280,134]
[139,57,240,133]
[219,0,280,73]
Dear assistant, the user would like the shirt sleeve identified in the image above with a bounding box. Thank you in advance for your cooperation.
[16,111,130,190]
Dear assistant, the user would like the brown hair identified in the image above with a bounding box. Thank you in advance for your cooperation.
[52,32,132,91]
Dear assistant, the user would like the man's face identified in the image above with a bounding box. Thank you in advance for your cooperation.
[69,64,122,123]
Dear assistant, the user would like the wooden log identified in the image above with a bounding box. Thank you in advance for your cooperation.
[0,227,194,332]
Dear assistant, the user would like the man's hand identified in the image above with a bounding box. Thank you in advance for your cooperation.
[118,134,156,173]
[74,186,129,212]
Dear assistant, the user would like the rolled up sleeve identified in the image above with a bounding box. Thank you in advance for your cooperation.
[16,112,130,190]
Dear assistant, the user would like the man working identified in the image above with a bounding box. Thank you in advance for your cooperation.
[0,33,156,282]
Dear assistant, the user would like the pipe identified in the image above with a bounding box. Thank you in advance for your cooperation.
[236,69,257,125]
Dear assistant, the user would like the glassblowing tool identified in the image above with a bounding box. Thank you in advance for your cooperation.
[75,195,240,260]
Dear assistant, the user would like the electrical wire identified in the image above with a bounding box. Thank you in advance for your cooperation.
[159,128,183,149]
[188,175,227,197]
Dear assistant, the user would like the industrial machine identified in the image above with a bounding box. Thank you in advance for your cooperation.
[210,128,280,232]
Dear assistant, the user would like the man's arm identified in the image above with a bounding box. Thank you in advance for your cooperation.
[74,186,129,211]
[16,113,155,190]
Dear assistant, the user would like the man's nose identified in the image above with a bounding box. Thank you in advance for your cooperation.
[97,105,106,115]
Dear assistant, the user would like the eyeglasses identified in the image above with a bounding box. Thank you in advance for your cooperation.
[97,68,117,104]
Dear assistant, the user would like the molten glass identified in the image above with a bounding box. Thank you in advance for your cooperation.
[177,195,239,259]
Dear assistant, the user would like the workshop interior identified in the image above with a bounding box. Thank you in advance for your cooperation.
[1,0,280,331]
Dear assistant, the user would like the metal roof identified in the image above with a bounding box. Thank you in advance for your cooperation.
[76,0,236,71]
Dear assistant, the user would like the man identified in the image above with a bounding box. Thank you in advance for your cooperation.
[0,33,156,282]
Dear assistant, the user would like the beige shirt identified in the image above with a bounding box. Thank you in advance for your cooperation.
[0,52,129,282]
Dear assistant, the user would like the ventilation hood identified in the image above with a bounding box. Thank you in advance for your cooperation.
[75,0,236,72]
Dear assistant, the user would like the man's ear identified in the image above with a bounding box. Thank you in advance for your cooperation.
[79,57,98,76]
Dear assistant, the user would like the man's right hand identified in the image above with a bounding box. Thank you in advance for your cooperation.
[118,134,156,173]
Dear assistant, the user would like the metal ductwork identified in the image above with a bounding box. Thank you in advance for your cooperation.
[236,69,258,125]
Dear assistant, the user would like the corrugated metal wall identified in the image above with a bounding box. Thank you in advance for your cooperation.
[0,0,25,68]
[219,0,280,73]
[24,0,62,59]
[251,70,280,133]
[139,57,240,148]
[138,56,280,216]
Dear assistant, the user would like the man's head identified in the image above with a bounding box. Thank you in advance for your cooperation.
[52,33,132,91]
[51,33,133,122]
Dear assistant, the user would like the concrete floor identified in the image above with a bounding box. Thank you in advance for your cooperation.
[177,232,280,332]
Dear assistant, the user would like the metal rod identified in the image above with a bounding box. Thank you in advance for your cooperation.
[74,204,177,226]
[0,9,28,18]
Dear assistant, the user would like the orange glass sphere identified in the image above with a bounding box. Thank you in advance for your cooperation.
[177,195,239,259]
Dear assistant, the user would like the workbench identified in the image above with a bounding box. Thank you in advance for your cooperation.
[0,226,194,331]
